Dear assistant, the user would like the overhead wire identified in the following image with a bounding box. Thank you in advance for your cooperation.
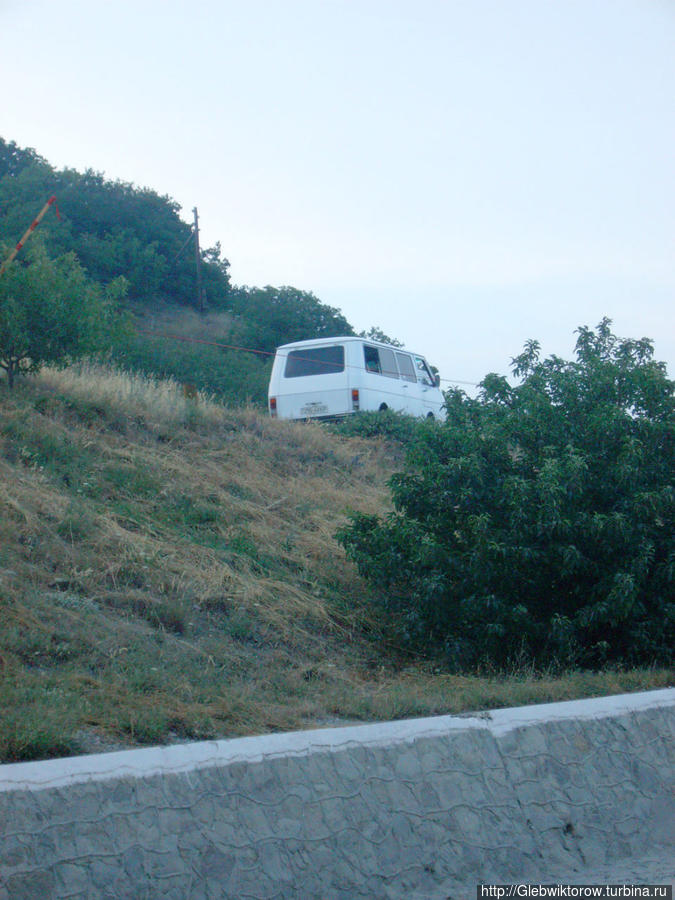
[136,329,479,388]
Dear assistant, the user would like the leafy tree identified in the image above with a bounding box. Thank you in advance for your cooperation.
[359,326,403,347]
[338,320,674,670]
[200,241,231,309]
[0,244,127,388]
[0,158,65,255]
[0,138,46,180]
[229,285,354,353]
[75,228,168,298]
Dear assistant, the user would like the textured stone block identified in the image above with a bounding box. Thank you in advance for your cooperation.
[0,690,673,898]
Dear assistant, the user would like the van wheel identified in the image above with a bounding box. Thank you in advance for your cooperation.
[426,412,434,419]
[379,403,388,412]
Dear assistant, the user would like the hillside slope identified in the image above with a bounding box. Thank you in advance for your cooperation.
[0,367,670,762]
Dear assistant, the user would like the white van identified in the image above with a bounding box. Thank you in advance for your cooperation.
[268,336,446,421]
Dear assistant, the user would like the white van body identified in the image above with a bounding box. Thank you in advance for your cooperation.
[268,336,446,421]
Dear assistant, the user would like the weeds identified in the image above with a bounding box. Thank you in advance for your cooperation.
[109,303,271,407]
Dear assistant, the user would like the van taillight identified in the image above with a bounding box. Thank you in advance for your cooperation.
[269,397,277,418]
[351,389,360,411]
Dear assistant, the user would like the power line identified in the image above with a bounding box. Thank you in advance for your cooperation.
[136,329,479,387]
[137,329,272,358]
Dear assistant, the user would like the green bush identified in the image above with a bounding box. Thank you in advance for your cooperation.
[330,409,431,443]
[338,320,675,670]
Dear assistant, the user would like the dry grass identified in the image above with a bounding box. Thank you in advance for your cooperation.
[0,365,671,762]
[5,365,391,631]
[38,362,229,426]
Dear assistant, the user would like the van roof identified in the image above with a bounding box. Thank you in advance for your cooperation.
[276,336,425,355]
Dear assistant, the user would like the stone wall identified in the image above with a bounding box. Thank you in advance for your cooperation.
[0,689,673,899]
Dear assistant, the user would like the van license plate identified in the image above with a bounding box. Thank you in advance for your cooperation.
[300,402,328,416]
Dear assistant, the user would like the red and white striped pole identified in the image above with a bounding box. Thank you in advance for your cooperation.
[0,195,61,275]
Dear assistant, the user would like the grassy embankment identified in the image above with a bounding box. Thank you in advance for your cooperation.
[0,364,671,763]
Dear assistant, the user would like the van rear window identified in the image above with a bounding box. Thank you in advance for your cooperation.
[284,345,345,378]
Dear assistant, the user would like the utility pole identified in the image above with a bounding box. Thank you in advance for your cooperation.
[192,206,204,314]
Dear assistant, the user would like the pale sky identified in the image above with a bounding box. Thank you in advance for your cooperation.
[2,0,673,387]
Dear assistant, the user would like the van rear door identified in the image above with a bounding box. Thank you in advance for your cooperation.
[270,342,350,419]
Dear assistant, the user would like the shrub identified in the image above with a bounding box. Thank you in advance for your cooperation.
[338,320,675,670]
[0,243,127,388]
[329,409,430,443]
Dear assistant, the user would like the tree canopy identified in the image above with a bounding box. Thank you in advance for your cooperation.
[229,285,355,354]
[338,320,674,670]
[0,137,231,308]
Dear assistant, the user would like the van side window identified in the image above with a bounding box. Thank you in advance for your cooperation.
[395,352,416,382]
[284,345,345,378]
[364,346,380,373]
[414,355,435,386]
[364,345,398,378]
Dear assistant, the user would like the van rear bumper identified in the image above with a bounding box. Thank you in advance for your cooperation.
[290,412,351,422]
[270,388,352,421]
